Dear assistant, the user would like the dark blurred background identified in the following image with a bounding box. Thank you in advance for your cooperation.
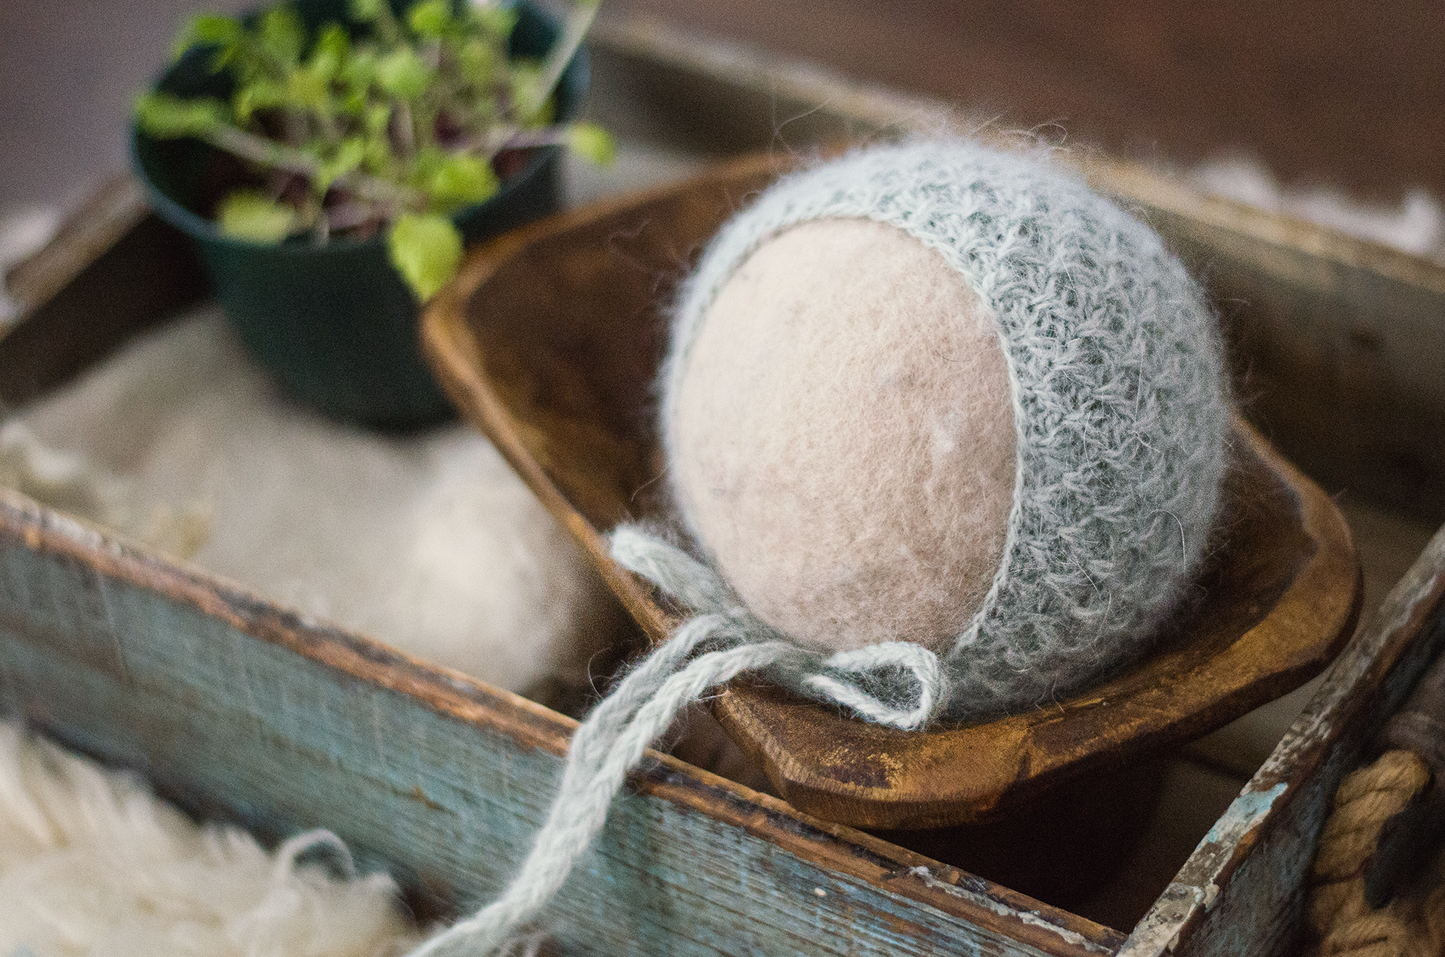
[4,0,1443,216]
[602,0,1445,199]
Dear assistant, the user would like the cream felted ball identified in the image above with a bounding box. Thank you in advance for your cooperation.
[669,217,1016,653]
[661,139,1231,719]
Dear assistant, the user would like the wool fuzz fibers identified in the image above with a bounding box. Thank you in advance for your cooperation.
[411,138,1231,953]
[0,723,419,957]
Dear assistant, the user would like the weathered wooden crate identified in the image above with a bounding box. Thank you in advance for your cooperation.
[4,17,1445,957]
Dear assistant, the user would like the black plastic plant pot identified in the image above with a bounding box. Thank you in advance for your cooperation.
[131,0,586,428]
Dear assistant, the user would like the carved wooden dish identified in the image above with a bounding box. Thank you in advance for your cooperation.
[421,153,1363,830]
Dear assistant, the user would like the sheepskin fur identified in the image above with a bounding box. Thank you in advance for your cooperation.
[0,722,419,957]
[4,310,612,700]
[663,139,1231,718]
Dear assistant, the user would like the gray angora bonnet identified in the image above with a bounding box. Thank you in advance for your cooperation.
[642,138,1231,722]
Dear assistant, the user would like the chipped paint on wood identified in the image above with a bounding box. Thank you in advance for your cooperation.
[1114,784,1287,955]
[1201,784,1288,848]
[905,867,1117,956]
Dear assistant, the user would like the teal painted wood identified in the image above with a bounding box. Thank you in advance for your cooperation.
[1121,522,1445,957]
[0,491,1123,957]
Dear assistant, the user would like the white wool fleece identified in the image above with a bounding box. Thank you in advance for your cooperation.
[5,310,612,701]
[0,722,421,957]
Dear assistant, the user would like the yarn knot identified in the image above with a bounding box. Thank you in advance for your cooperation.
[609,524,946,730]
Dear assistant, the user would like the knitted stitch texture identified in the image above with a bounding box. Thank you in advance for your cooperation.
[660,138,1231,719]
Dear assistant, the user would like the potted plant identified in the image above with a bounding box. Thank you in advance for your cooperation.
[132,0,611,427]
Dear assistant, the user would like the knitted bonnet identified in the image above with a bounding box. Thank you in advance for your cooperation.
[654,138,1232,719]
[413,139,1231,955]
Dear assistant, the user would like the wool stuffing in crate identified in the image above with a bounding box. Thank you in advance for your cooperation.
[2,310,614,705]
[0,721,421,956]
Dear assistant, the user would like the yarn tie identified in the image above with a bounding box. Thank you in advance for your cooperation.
[609,524,947,730]
[408,526,945,956]
[804,642,942,731]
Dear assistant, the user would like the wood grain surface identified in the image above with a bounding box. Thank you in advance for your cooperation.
[0,174,207,408]
[1123,524,1445,957]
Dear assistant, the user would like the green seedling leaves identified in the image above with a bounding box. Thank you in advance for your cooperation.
[506,63,544,121]
[286,63,331,110]
[232,77,286,121]
[257,7,305,68]
[136,92,228,138]
[340,46,379,91]
[364,101,392,134]
[174,13,245,61]
[388,212,463,301]
[315,137,368,191]
[217,190,300,241]
[469,4,518,40]
[567,122,616,166]
[426,153,499,209]
[407,0,454,37]
[455,35,501,83]
[142,0,613,304]
[348,0,385,22]
[309,24,351,81]
[376,47,432,100]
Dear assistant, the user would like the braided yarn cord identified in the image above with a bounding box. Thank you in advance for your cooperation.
[407,618,794,957]
[1308,750,1445,957]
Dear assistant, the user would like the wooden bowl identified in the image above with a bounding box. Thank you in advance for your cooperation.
[421,153,1363,829]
